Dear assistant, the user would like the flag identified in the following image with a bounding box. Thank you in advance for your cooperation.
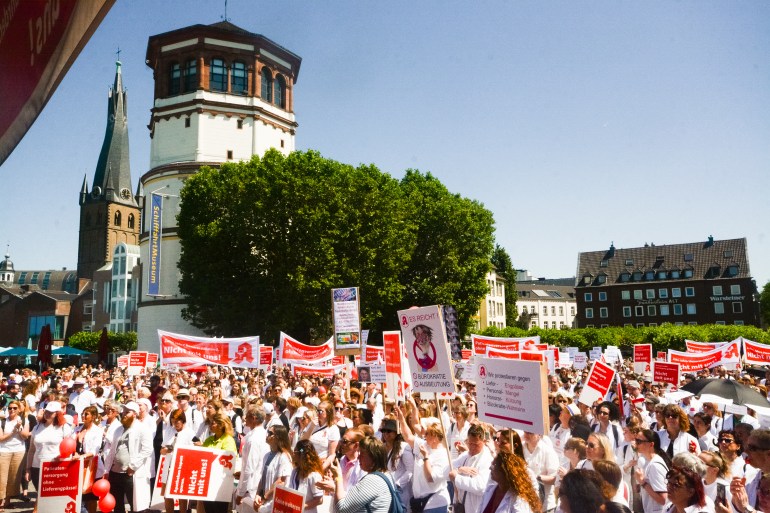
[616,372,624,415]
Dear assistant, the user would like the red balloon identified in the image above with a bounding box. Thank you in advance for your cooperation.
[92,478,110,499]
[59,437,76,459]
[98,493,116,513]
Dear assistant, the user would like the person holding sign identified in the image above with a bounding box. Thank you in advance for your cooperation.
[25,402,72,495]
[633,429,672,513]
[659,404,700,458]
[254,425,293,513]
[287,440,325,513]
[200,414,237,513]
[161,409,196,513]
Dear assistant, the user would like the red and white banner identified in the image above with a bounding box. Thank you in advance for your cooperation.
[633,344,653,374]
[117,355,129,368]
[147,353,159,368]
[743,338,770,366]
[486,348,522,360]
[159,330,261,369]
[685,340,728,353]
[259,346,274,369]
[461,349,472,361]
[384,331,411,403]
[292,364,345,378]
[668,340,741,372]
[128,351,148,376]
[165,446,236,501]
[579,360,616,407]
[653,361,681,386]
[278,333,333,364]
[38,457,82,513]
[273,485,305,513]
[471,334,541,356]
[363,344,385,363]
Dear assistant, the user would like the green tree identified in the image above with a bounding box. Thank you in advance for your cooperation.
[490,244,518,326]
[760,280,770,328]
[396,170,495,335]
[68,331,136,353]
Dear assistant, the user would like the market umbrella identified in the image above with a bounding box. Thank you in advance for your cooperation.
[0,347,38,356]
[37,324,52,372]
[97,327,109,363]
[52,346,91,356]
[681,378,769,409]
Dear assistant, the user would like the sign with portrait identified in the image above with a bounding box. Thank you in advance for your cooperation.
[332,287,361,353]
[397,306,454,394]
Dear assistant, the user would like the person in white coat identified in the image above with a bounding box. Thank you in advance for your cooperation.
[476,452,541,513]
[102,402,154,513]
[236,407,269,513]
[449,424,493,513]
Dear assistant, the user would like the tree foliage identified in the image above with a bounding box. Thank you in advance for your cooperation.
[490,244,517,326]
[760,280,770,328]
[68,331,137,353]
[178,150,495,342]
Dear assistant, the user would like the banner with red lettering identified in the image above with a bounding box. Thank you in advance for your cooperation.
[633,344,653,374]
[292,364,345,378]
[159,330,261,369]
[128,351,148,376]
[653,361,681,386]
[259,346,274,369]
[165,446,236,501]
[278,333,333,364]
[472,334,542,356]
[487,348,522,359]
[685,340,728,353]
[461,349,472,361]
[117,355,129,367]
[38,457,83,513]
[579,360,616,407]
[147,353,159,368]
[668,340,741,372]
[273,485,305,513]
[363,344,385,363]
[743,338,770,366]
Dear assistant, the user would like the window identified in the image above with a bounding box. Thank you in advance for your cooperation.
[231,61,247,94]
[185,117,191,128]
[625,259,634,266]
[551,306,556,316]
[671,269,681,279]
[635,306,644,316]
[735,320,744,326]
[184,59,197,92]
[237,119,243,129]
[712,285,723,296]
[559,306,563,315]
[274,74,286,108]
[657,271,667,279]
[727,265,739,277]
[600,260,608,267]
[210,58,227,92]
[633,271,643,281]
[113,211,121,226]
[127,214,135,229]
[600,307,608,318]
[647,305,657,316]
[636,323,645,328]
[724,250,734,258]
[227,150,233,160]
[684,268,694,278]
[599,292,607,301]
[585,308,594,319]
[684,253,693,261]
[42,271,51,290]
[260,68,272,102]
[673,304,683,315]
[658,289,668,299]
[671,288,682,298]
[646,289,655,299]
[633,290,643,300]
[645,271,654,280]
[169,63,181,95]
[733,302,743,314]
[543,306,547,315]
[623,306,632,317]
[31,271,39,284]
[660,305,670,316]
[731,284,741,295]
[597,274,606,284]
[685,287,695,297]
[648,323,657,327]
[714,303,724,314]
[584,293,593,302]
[621,290,630,300]
[620,272,630,282]
[570,307,575,316]
[686,304,697,315]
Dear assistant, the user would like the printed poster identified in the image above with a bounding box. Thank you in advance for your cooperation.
[159,330,261,369]
[383,331,410,403]
[117,354,129,367]
[278,333,334,364]
[332,287,361,351]
[128,351,148,376]
[398,306,455,394]
[743,338,770,366]
[259,346,274,369]
[633,344,653,374]
[578,360,616,407]
[273,485,305,513]
[38,457,82,513]
[165,446,236,502]
[653,361,681,387]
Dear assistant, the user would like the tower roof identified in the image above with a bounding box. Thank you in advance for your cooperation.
[90,61,136,207]
[0,252,13,272]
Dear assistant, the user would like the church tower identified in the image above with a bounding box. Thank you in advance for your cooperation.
[77,61,140,280]
[136,21,301,351]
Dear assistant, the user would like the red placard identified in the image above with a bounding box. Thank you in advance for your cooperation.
[279,333,333,363]
[128,351,148,376]
[259,346,273,367]
[117,355,129,367]
[273,485,305,513]
[578,360,616,407]
[461,349,472,361]
[363,344,385,363]
[653,361,681,386]
[165,447,235,502]
[147,353,159,368]
[38,458,82,512]
[471,335,541,356]
[657,351,667,361]
[744,338,770,365]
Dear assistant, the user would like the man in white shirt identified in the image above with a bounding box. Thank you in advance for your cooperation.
[523,431,559,513]
[450,424,493,513]
[176,389,202,433]
[69,377,96,416]
[236,407,269,513]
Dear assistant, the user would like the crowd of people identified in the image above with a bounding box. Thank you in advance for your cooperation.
[0,359,769,513]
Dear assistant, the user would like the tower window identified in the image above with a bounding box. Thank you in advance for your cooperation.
[231,61,247,95]
[237,119,243,129]
[128,214,135,229]
[210,58,227,92]
[185,117,191,128]
[227,150,233,160]
[184,59,197,92]
[114,211,122,226]
[260,68,272,102]
[274,74,286,108]
[169,63,181,95]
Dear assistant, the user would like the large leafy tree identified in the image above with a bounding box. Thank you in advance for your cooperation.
[760,280,770,328]
[177,151,495,342]
[490,244,518,327]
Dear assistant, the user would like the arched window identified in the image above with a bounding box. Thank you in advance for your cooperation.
[169,63,181,95]
[184,59,197,92]
[274,74,286,108]
[231,61,247,95]
[260,68,272,102]
[114,211,122,226]
[127,213,135,229]
[210,58,227,92]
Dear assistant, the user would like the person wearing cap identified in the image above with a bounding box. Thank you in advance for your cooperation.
[102,402,154,513]
[176,389,203,433]
[25,402,72,492]
[69,377,96,417]
[623,380,645,418]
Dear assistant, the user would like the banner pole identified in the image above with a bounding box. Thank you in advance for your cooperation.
[434,395,454,470]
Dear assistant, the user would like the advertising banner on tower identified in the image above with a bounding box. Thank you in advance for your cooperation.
[159,330,261,369]
[398,306,454,394]
[148,193,163,296]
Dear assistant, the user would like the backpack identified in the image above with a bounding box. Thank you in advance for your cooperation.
[366,471,405,513]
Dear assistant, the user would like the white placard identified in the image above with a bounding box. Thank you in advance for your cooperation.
[573,353,588,369]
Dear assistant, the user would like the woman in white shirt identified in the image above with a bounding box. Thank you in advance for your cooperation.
[287,440,324,513]
[633,429,672,513]
[306,402,339,471]
[24,401,72,493]
[161,409,197,513]
[0,400,30,509]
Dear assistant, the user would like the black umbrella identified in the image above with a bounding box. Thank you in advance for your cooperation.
[681,378,769,409]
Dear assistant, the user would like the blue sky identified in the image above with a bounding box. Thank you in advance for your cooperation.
[2,1,769,287]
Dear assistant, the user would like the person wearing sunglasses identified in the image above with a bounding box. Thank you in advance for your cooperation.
[665,465,709,513]
[699,451,732,509]
[380,418,412,512]
[252,426,293,513]
[715,430,749,479]
[591,401,622,451]
[659,404,700,458]
[0,400,30,511]
[633,429,672,513]
[728,429,770,513]
[338,428,366,490]
[449,424,492,513]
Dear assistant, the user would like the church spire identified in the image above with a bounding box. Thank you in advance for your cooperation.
[90,60,135,206]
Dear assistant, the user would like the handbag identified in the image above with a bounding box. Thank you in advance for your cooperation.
[454,490,468,513]
[409,493,434,513]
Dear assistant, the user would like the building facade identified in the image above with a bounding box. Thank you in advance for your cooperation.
[516,280,577,329]
[475,270,507,330]
[575,237,759,328]
[136,21,302,352]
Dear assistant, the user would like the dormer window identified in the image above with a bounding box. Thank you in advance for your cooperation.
[683,267,694,278]
[707,265,721,279]
[633,271,643,281]
[582,274,593,285]
[657,270,667,280]
[619,272,630,282]
[645,270,654,280]
[727,264,739,277]
[597,274,607,285]
[625,259,634,266]
[670,269,681,279]
[600,260,608,268]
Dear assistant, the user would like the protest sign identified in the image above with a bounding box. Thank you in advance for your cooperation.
[657,351,667,361]
[476,357,548,434]
[486,348,521,359]
[572,352,588,369]
[151,452,174,510]
[471,334,541,356]
[293,364,344,378]
[260,346,274,369]
[159,330,261,369]
[633,344,653,374]
[398,306,454,394]
[461,349,472,361]
[653,361,681,387]
[589,348,602,361]
[128,351,148,376]
[743,338,770,366]
[668,340,740,373]
[383,331,410,403]
[117,354,129,367]
[81,455,97,494]
[38,457,82,513]
[685,339,728,352]
[368,364,387,383]
[363,344,385,363]
[558,351,572,369]
[578,360,616,407]
[273,485,305,513]
[566,347,579,357]
[604,346,622,365]
[147,353,159,368]
[278,333,333,364]
[165,446,236,502]
[332,287,361,352]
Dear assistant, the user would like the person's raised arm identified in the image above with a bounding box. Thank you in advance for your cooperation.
[395,404,415,447]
